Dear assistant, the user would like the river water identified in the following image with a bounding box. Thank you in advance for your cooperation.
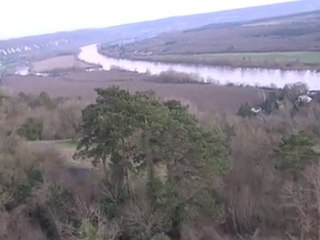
[78,44,320,90]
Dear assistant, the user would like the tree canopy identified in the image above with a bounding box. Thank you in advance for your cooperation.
[75,87,230,228]
[275,131,319,172]
[76,87,229,177]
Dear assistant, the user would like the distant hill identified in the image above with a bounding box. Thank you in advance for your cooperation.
[1,0,320,63]
[98,9,320,71]
[101,10,320,56]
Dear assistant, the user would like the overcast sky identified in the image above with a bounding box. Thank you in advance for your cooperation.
[0,0,295,39]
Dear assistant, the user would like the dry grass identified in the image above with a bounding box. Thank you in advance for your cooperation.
[3,70,263,114]
[31,55,92,72]
[24,140,92,169]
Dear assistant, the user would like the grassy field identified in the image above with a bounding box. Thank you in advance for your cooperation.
[150,52,320,64]
[101,11,320,70]
[54,139,78,148]
[52,139,91,169]
[139,51,320,70]
[25,139,93,169]
[31,55,93,72]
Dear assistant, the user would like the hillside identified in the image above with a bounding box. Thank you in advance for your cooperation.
[100,10,320,70]
[1,0,320,66]
[1,1,320,239]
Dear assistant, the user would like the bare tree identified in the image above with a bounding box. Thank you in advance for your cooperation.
[282,162,320,240]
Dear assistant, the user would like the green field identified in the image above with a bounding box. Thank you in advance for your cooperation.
[188,52,320,64]
[54,139,78,148]
[53,139,90,168]
[25,139,93,168]
[142,51,320,70]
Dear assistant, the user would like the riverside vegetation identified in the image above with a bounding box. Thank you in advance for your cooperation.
[0,81,319,240]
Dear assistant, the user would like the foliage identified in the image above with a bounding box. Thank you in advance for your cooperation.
[17,91,58,109]
[79,219,100,240]
[47,184,74,219]
[261,92,280,114]
[99,178,129,219]
[152,70,203,84]
[38,91,55,109]
[1,92,82,140]
[76,87,229,177]
[151,233,171,240]
[282,82,308,103]
[1,85,320,239]
[18,117,43,140]
[238,102,253,117]
[1,166,43,210]
[75,87,230,236]
[275,131,319,172]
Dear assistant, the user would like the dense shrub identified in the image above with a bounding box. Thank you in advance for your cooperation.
[282,82,308,102]
[238,102,253,117]
[275,131,319,172]
[1,92,83,140]
[18,117,43,140]
[152,70,203,84]
[151,233,171,240]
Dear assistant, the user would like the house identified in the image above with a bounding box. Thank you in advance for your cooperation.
[251,107,262,114]
[297,95,312,104]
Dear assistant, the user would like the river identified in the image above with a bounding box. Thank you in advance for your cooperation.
[78,44,320,90]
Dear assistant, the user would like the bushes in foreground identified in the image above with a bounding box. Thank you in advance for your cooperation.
[0,86,320,239]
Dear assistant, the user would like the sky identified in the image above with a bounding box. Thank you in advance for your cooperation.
[0,0,295,39]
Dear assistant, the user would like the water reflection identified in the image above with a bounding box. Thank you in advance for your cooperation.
[79,44,320,90]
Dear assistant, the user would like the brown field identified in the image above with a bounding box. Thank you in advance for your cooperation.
[31,55,93,72]
[2,70,263,114]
